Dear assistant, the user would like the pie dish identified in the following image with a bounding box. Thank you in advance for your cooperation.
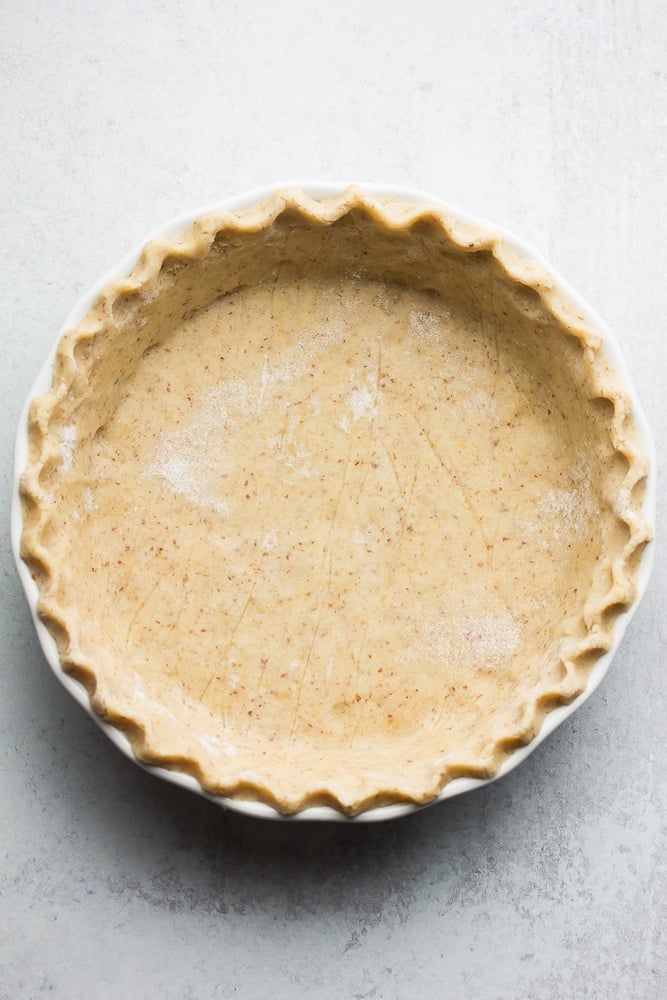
[14,184,655,819]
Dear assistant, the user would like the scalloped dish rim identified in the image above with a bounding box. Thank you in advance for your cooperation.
[11,181,656,822]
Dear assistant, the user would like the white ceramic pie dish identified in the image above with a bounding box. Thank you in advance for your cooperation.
[11,182,656,822]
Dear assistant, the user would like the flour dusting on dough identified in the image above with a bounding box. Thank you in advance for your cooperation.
[199,733,238,758]
[408,308,453,344]
[339,369,379,433]
[83,488,98,513]
[532,488,589,542]
[424,610,522,667]
[261,320,348,393]
[60,425,77,472]
[352,523,378,546]
[261,530,278,551]
[147,387,234,515]
[267,410,313,478]
[613,488,639,526]
[465,390,499,421]
[147,327,350,501]
[131,676,178,722]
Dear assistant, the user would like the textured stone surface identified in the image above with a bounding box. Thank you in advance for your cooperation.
[1,2,664,998]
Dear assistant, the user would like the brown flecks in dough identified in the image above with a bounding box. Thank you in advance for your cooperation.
[22,196,650,814]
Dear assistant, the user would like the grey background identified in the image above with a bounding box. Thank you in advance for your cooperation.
[1,2,665,998]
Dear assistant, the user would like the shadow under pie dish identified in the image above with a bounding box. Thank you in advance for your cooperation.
[13,184,655,820]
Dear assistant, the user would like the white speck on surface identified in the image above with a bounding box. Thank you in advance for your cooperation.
[131,676,178,721]
[198,734,238,758]
[257,353,270,412]
[465,389,499,421]
[268,410,313,478]
[261,530,278,551]
[614,488,639,525]
[352,523,377,546]
[339,369,379,433]
[82,487,98,512]
[348,382,377,422]
[198,733,221,752]
[60,425,77,471]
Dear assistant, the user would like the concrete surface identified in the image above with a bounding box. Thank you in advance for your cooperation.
[1,2,664,998]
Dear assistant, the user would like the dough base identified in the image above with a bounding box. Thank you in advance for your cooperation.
[20,190,651,813]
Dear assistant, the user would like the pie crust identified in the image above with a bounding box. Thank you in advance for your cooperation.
[20,187,652,815]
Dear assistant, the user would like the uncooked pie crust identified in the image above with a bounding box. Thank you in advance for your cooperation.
[20,188,651,814]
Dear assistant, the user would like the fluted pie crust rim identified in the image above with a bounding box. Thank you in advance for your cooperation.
[18,186,652,816]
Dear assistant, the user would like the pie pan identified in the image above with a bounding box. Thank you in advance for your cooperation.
[12,183,655,821]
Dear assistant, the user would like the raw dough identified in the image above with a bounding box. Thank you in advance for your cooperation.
[20,190,650,813]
